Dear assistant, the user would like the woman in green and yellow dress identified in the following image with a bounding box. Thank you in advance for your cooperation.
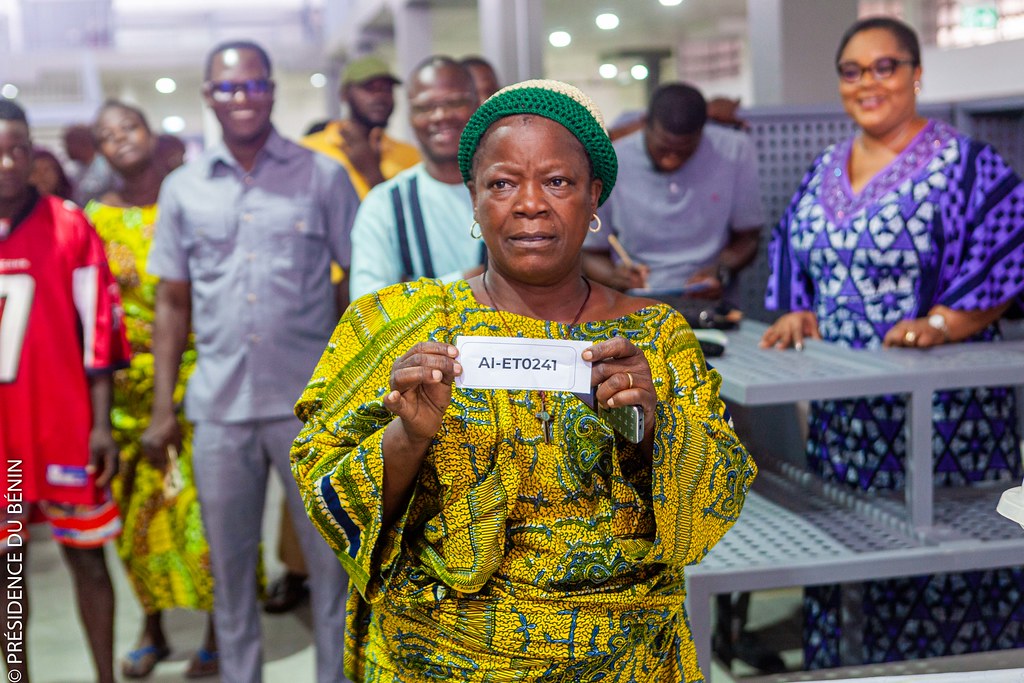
[292,80,756,682]
[86,101,217,679]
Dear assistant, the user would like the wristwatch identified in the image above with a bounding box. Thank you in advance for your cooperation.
[927,312,950,342]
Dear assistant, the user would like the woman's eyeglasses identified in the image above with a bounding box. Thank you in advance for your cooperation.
[836,57,915,83]
[206,79,274,103]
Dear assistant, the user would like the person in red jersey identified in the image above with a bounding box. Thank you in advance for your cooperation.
[0,99,130,683]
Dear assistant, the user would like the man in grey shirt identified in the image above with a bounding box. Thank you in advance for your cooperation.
[583,83,764,313]
[143,40,358,683]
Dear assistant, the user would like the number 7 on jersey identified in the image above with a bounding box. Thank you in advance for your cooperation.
[0,273,35,383]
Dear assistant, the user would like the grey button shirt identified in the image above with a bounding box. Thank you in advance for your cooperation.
[587,125,765,291]
[148,129,359,423]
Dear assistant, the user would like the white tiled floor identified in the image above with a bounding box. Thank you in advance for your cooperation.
[23,474,318,682]
[26,537,317,682]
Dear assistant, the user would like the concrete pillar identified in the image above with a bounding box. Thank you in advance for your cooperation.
[747,0,859,106]
[478,0,544,84]
[391,0,433,82]
[324,58,343,121]
[322,0,357,52]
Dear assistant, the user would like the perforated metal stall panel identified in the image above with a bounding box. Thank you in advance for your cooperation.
[734,107,856,323]
[686,465,1024,676]
[955,97,1024,173]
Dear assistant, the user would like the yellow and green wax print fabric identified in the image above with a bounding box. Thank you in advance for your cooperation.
[85,201,211,613]
[292,279,755,682]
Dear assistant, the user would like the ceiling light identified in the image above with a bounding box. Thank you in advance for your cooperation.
[1,84,18,99]
[599,63,619,79]
[549,30,572,48]
[155,77,177,94]
[659,0,684,6]
[631,64,649,80]
[162,115,186,133]
[596,13,620,30]
[310,73,327,88]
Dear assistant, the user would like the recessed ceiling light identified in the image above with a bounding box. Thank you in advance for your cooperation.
[310,73,327,88]
[162,115,186,133]
[1,84,18,99]
[155,77,177,94]
[631,64,649,80]
[599,63,619,79]
[659,0,684,6]
[549,30,572,48]
[596,13,620,30]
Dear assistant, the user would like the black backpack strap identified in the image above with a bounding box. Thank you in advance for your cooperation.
[407,176,436,279]
[390,184,415,281]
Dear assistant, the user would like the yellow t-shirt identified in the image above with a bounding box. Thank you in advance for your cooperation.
[301,121,420,199]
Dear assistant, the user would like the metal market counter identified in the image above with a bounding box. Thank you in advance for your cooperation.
[801,669,1024,683]
[773,664,1024,683]
[685,321,1024,677]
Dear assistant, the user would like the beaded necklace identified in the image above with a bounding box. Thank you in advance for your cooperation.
[482,272,591,444]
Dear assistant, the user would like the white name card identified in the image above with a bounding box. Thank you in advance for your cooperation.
[455,336,593,393]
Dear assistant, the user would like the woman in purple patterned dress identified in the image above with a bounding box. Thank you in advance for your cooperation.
[761,17,1024,669]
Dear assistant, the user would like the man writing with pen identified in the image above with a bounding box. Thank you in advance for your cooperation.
[582,82,764,316]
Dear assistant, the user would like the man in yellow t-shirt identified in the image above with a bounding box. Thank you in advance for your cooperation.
[302,56,420,199]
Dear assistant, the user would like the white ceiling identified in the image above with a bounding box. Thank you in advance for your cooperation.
[0,1,751,73]
[0,0,753,135]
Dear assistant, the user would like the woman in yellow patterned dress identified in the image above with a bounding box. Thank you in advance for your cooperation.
[86,101,217,679]
[292,81,756,682]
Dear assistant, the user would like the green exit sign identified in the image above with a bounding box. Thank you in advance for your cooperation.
[962,5,999,29]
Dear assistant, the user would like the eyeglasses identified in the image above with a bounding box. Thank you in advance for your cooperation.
[409,95,476,120]
[206,79,274,103]
[836,57,915,83]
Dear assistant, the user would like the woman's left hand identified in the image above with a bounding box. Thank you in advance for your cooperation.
[584,337,657,441]
[883,318,945,348]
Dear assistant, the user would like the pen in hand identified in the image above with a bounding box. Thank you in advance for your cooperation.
[608,234,649,289]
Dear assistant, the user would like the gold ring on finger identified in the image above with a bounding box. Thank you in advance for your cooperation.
[626,372,634,389]
[904,330,917,345]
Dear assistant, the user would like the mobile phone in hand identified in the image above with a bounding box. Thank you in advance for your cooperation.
[598,404,644,443]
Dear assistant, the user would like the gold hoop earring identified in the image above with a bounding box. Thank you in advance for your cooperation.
[470,221,482,239]
[914,80,922,95]
[589,214,602,233]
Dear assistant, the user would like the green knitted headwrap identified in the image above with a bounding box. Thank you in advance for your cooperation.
[458,79,617,206]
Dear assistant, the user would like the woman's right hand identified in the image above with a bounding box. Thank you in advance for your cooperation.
[384,342,462,443]
[759,311,821,350]
[380,342,462,526]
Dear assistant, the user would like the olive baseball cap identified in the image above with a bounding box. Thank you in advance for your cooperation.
[341,56,401,86]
